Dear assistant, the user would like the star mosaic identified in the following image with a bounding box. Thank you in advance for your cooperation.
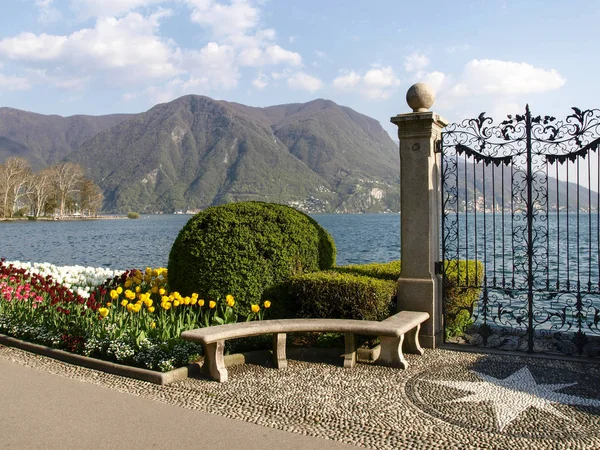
[429,366,600,431]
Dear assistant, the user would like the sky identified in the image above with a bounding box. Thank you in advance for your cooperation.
[0,0,599,145]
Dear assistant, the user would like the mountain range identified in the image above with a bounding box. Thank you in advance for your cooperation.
[0,96,400,213]
[1,96,596,214]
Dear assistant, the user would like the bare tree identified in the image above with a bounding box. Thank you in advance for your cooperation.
[79,179,104,217]
[51,163,85,217]
[0,157,31,218]
[26,167,54,217]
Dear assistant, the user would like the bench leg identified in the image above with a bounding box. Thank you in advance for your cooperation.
[273,333,287,369]
[343,333,356,368]
[404,323,425,355]
[203,341,227,382]
[376,335,408,369]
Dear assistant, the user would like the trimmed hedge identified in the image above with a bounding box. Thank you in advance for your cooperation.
[280,259,483,338]
[331,260,401,281]
[442,260,484,338]
[287,270,396,321]
[167,201,336,316]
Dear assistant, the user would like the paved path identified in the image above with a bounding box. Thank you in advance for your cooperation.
[1,344,600,449]
[0,358,355,450]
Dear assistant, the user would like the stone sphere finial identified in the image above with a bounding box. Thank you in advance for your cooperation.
[406,83,435,112]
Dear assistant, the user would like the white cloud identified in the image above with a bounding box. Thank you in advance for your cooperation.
[69,0,167,18]
[416,71,447,94]
[35,0,62,23]
[0,73,31,91]
[333,66,400,99]
[458,59,566,95]
[333,71,361,90]
[287,72,322,92]
[404,52,429,72]
[188,42,239,89]
[252,72,268,89]
[238,44,301,67]
[186,0,260,39]
[0,12,181,83]
[25,68,89,90]
[0,32,67,61]
[265,45,301,66]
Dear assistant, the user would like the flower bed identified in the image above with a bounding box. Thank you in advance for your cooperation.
[0,260,271,372]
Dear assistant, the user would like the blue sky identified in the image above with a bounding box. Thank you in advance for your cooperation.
[0,0,599,141]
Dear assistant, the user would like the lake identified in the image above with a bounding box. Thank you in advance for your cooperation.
[0,214,401,270]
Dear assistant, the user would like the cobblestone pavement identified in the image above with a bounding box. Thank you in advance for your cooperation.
[1,344,599,449]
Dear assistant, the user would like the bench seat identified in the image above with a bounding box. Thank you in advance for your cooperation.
[181,311,429,382]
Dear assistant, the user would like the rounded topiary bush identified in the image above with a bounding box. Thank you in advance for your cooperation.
[167,201,336,317]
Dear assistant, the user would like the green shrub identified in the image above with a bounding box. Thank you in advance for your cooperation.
[279,258,482,339]
[443,260,484,338]
[285,270,397,321]
[167,201,336,316]
[332,260,401,281]
[127,212,140,219]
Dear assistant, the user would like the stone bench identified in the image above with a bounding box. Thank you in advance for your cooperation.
[181,310,429,382]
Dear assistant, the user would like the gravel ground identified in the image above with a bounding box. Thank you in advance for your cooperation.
[1,344,599,449]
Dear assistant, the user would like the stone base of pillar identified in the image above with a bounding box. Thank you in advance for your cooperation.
[396,276,442,349]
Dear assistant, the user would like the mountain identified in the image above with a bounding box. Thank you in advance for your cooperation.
[0,107,133,170]
[65,95,400,213]
[446,159,600,212]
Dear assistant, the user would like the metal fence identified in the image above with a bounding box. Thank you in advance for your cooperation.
[440,106,600,356]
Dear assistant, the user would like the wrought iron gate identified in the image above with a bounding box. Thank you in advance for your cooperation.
[440,105,600,356]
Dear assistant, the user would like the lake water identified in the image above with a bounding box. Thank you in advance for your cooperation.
[0,214,401,270]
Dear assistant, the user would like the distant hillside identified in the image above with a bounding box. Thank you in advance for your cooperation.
[446,159,599,212]
[0,107,132,170]
[65,95,400,213]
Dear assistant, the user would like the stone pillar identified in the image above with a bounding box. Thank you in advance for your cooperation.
[390,83,447,349]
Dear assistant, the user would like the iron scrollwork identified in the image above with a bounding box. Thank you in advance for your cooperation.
[441,106,600,357]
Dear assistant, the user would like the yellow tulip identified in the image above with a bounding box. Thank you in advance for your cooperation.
[145,267,152,275]
[161,295,170,303]
[251,304,260,313]
[132,304,141,313]
[190,297,197,305]
[109,290,119,300]
[199,299,205,307]
[209,300,216,309]
[126,303,133,312]
[162,302,172,311]
[145,299,153,307]
[159,288,166,296]
[150,321,156,329]
[173,300,180,307]
[124,280,132,288]
[152,269,159,277]
[226,295,235,307]
[151,286,158,294]
[191,293,198,300]
[98,307,109,317]
[125,290,136,300]
[148,306,155,313]
[135,286,141,293]
[121,300,129,307]
[263,300,271,309]
[184,296,191,305]
[116,286,123,294]
[106,302,112,307]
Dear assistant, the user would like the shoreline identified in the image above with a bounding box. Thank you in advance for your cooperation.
[0,215,129,222]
